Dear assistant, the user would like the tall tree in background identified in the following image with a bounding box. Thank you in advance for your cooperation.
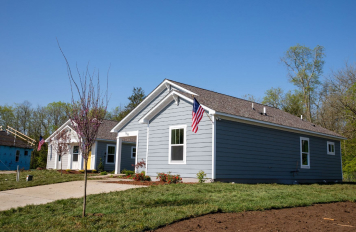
[262,88,304,117]
[262,87,284,109]
[281,44,325,122]
[59,42,108,217]
[0,105,15,129]
[107,87,145,122]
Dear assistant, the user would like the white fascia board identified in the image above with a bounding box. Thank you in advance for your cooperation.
[139,91,215,124]
[45,119,71,142]
[110,80,199,133]
[165,80,199,96]
[216,112,346,141]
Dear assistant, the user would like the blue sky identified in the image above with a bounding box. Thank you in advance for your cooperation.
[1,0,355,110]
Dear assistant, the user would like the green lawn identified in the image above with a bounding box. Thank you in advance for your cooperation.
[0,170,93,191]
[1,183,356,231]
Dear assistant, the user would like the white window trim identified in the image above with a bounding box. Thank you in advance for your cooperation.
[72,145,79,162]
[131,146,136,159]
[168,125,187,164]
[106,144,116,164]
[327,141,335,155]
[300,137,310,169]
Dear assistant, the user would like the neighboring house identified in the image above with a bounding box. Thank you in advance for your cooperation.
[45,120,136,172]
[0,131,33,170]
[111,79,345,184]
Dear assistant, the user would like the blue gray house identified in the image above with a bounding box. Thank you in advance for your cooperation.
[46,120,136,172]
[0,131,33,170]
[111,79,345,184]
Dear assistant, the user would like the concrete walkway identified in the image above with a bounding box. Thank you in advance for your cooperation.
[0,180,144,211]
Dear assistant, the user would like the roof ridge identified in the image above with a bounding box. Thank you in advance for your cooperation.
[167,79,273,107]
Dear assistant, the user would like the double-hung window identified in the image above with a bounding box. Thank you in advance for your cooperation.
[131,147,136,159]
[106,145,115,164]
[72,146,79,162]
[300,137,310,168]
[327,141,335,155]
[169,125,186,164]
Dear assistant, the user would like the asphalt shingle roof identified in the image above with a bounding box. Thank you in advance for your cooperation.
[168,79,343,138]
[89,120,136,143]
[0,131,34,149]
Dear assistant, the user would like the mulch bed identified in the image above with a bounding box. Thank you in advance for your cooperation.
[105,180,190,186]
[154,202,356,232]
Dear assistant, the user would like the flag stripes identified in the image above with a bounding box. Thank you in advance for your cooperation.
[192,98,205,133]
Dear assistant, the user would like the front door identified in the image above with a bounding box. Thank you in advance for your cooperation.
[72,145,79,170]
[86,151,92,170]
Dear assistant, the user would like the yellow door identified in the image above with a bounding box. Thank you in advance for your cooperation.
[87,151,91,170]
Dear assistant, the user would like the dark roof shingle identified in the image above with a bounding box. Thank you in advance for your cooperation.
[168,79,343,138]
[0,131,34,149]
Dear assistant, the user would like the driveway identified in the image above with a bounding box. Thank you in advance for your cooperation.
[0,180,144,211]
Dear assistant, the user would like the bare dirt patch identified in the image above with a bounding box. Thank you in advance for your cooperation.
[154,202,356,232]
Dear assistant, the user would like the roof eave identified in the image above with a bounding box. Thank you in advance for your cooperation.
[216,112,347,140]
[111,79,200,132]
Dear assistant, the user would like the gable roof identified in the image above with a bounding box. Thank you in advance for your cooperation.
[0,131,34,149]
[167,79,344,139]
[46,119,131,143]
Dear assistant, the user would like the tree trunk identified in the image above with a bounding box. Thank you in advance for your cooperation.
[82,159,87,217]
[61,157,62,176]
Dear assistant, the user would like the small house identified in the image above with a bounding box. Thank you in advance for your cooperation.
[45,120,136,172]
[110,79,345,184]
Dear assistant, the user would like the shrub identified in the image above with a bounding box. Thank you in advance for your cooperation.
[196,170,207,183]
[36,167,43,170]
[110,170,115,174]
[157,172,182,184]
[100,171,107,175]
[121,169,134,176]
[92,169,97,173]
[133,171,151,181]
[79,170,85,173]
[65,169,71,172]
[98,158,104,172]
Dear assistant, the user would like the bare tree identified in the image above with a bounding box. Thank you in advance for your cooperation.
[51,129,71,175]
[58,40,109,217]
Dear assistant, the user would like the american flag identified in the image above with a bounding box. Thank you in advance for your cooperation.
[192,98,205,133]
[37,136,45,151]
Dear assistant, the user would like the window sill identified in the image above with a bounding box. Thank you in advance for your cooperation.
[301,166,310,169]
[168,161,186,165]
[327,153,335,155]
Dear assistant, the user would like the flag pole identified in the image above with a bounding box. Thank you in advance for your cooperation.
[192,95,213,123]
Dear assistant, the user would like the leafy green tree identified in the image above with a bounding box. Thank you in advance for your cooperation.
[281,44,325,122]
[110,87,145,122]
[262,87,284,109]
[282,90,305,117]
[262,88,304,117]
[0,105,15,129]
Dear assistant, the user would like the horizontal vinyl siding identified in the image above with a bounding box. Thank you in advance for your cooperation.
[96,141,116,172]
[118,88,170,172]
[148,98,212,178]
[216,119,342,183]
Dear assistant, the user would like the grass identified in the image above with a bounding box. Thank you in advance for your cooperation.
[1,183,356,231]
[0,170,92,191]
